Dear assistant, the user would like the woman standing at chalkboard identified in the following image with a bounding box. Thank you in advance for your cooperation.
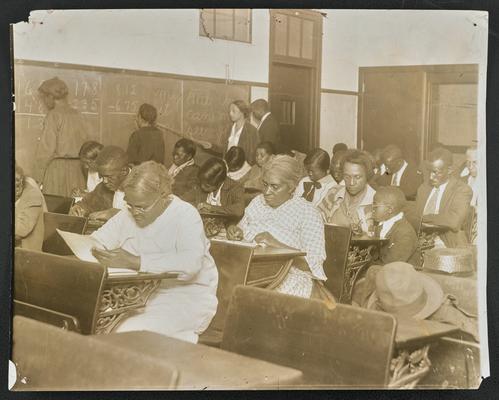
[33,77,89,197]
[225,100,258,165]
[127,103,165,166]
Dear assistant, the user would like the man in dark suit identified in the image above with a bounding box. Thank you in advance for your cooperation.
[372,186,419,266]
[408,147,472,248]
[377,144,422,200]
[250,99,280,150]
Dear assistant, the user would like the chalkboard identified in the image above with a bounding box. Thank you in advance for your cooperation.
[14,60,250,175]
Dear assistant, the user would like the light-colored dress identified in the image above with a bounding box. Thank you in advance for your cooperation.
[238,195,326,298]
[91,196,218,343]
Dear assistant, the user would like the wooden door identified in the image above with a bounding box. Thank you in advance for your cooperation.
[268,9,323,153]
[358,68,425,164]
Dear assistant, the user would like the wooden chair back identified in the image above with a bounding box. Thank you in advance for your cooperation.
[13,248,105,334]
[42,212,87,256]
[323,224,352,300]
[12,316,178,390]
[199,241,254,346]
[43,194,75,214]
[222,285,397,388]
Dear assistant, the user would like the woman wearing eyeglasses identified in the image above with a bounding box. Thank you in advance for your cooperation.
[226,155,330,300]
[90,161,218,343]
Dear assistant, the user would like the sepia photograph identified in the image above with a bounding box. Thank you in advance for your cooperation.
[9,7,489,390]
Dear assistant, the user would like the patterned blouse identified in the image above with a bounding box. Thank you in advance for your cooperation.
[238,194,327,281]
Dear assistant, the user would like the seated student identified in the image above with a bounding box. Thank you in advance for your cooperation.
[330,149,347,185]
[15,164,47,251]
[168,138,199,204]
[243,141,276,192]
[71,141,104,197]
[295,148,341,207]
[408,147,472,248]
[224,146,252,182]
[126,103,165,166]
[460,145,478,206]
[226,155,329,300]
[372,187,419,265]
[69,146,131,222]
[91,161,218,343]
[190,158,245,218]
[377,144,422,200]
[332,142,348,156]
[318,149,376,235]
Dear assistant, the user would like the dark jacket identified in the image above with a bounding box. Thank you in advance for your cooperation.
[258,113,280,150]
[192,177,245,218]
[73,182,114,217]
[407,177,473,248]
[127,126,165,165]
[376,162,423,200]
[172,164,200,205]
[378,217,419,266]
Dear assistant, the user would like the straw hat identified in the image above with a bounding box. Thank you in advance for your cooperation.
[423,247,474,276]
[367,262,444,320]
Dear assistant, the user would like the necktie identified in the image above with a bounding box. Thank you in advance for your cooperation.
[424,187,439,215]
[302,181,322,202]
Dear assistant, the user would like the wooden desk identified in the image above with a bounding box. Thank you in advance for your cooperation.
[246,245,306,288]
[342,236,388,304]
[200,211,239,238]
[94,331,303,389]
[395,317,459,349]
[96,271,178,334]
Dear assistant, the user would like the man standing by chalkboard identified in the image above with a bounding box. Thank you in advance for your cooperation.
[33,77,89,197]
[251,99,281,152]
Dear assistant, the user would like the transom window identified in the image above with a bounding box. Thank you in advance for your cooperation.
[199,9,252,43]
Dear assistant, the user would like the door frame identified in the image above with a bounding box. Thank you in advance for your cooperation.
[358,64,478,162]
[268,9,323,151]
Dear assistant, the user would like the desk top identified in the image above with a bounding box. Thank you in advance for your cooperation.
[94,331,303,389]
[350,236,389,246]
[395,317,458,349]
[252,245,306,260]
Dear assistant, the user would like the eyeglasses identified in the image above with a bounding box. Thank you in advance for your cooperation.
[126,195,162,214]
[371,204,391,209]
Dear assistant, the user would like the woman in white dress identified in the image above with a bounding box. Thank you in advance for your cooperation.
[91,161,218,343]
[226,155,329,299]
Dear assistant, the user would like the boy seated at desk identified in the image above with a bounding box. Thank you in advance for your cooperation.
[90,161,218,343]
[168,138,199,205]
[372,186,419,265]
[69,146,130,223]
[15,163,47,251]
[188,157,245,218]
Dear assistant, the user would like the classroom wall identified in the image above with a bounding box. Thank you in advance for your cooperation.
[319,9,488,148]
[13,9,487,154]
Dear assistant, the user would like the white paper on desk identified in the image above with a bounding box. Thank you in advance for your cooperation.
[210,238,261,248]
[56,229,104,262]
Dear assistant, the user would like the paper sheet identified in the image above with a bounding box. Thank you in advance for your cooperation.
[56,229,138,275]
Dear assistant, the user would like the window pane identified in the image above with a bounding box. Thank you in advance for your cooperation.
[301,19,314,59]
[199,9,215,38]
[215,9,234,40]
[288,16,301,58]
[234,9,251,42]
[274,13,287,56]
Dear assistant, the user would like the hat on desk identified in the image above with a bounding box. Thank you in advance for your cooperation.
[367,262,444,320]
[423,247,474,276]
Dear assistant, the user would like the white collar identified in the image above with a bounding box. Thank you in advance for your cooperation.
[257,112,271,130]
[227,161,252,181]
[392,160,408,185]
[168,158,194,177]
[379,212,404,239]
